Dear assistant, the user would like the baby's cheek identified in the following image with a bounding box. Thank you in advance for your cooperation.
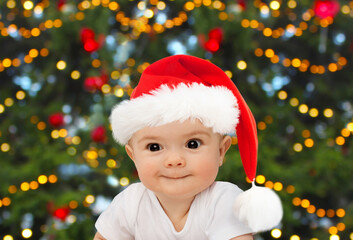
[198,161,219,179]
[135,161,157,178]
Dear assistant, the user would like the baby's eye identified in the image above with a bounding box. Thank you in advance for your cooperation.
[147,143,162,152]
[186,139,201,149]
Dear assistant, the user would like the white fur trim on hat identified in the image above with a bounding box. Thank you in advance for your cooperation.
[110,83,239,144]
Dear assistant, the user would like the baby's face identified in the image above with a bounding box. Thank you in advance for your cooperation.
[125,119,231,201]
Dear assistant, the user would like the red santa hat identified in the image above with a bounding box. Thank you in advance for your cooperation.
[110,55,282,232]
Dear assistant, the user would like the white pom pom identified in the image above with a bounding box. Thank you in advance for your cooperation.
[233,182,283,233]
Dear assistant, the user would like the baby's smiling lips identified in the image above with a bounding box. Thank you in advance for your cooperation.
[161,174,191,180]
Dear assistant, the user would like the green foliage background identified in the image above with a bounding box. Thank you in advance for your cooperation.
[0,0,353,239]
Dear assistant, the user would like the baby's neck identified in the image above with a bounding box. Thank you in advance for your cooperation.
[155,194,195,232]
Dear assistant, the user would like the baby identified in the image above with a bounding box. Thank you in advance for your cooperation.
[94,55,282,240]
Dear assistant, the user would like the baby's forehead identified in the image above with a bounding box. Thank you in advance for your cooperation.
[129,118,222,142]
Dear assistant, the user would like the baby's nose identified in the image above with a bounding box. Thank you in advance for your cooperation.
[164,153,186,168]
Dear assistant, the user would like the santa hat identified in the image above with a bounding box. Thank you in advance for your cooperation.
[110,55,282,232]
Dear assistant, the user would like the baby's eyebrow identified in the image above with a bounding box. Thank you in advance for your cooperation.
[137,136,161,145]
[183,130,211,138]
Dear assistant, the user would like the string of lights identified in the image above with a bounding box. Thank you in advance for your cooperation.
[0,174,58,210]
[276,90,353,148]
[0,19,63,39]
[254,47,347,74]
[0,48,49,72]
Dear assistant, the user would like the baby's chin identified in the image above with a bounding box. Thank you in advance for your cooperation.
[151,178,215,199]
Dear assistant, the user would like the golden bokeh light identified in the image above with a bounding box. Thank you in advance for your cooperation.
[307,205,316,214]
[290,235,300,240]
[69,200,78,209]
[336,208,345,217]
[120,177,130,186]
[56,60,67,70]
[38,175,48,184]
[1,143,10,152]
[298,104,308,114]
[271,228,282,238]
[184,1,195,11]
[273,182,283,191]
[309,108,319,117]
[286,185,295,194]
[293,143,303,152]
[2,197,11,206]
[265,49,275,58]
[256,175,266,184]
[278,90,287,100]
[23,1,34,10]
[22,229,32,239]
[0,104,5,114]
[3,235,14,240]
[71,70,81,80]
[20,182,30,191]
[48,174,58,183]
[237,60,247,70]
[85,195,95,204]
[304,138,314,148]
[323,108,334,118]
[8,185,17,194]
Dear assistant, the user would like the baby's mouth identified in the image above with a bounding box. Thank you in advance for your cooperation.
[161,174,190,179]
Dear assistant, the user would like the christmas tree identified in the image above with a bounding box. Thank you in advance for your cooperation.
[1,0,353,239]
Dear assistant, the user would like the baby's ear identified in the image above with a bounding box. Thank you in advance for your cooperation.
[219,135,232,165]
[125,144,135,161]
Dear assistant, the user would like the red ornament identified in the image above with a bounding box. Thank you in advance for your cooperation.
[49,113,64,128]
[208,28,223,44]
[313,0,340,19]
[91,126,107,143]
[53,207,70,221]
[200,27,223,53]
[83,38,100,53]
[95,74,108,90]
[204,39,220,53]
[80,28,95,43]
[84,75,108,92]
[84,77,99,92]
[80,28,104,53]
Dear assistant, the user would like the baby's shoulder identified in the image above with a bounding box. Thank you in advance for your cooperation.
[106,183,147,226]
[114,182,146,199]
[208,181,243,197]
[110,182,147,210]
[121,182,146,195]
[196,181,243,209]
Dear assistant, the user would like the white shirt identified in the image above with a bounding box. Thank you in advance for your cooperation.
[95,181,252,240]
